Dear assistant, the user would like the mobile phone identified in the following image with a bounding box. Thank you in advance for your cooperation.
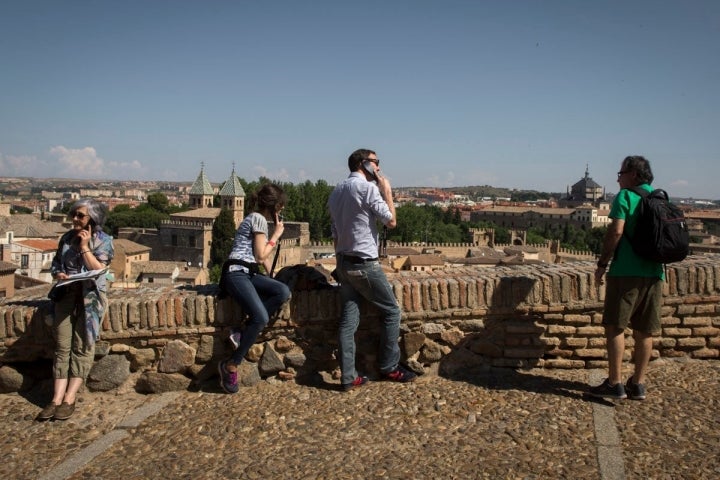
[362,161,378,181]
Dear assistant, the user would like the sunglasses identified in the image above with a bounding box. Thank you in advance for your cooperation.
[71,212,89,220]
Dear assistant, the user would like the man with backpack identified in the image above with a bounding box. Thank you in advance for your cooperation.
[590,156,668,401]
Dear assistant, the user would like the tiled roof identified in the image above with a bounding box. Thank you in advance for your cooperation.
[176,267,204,281]
[406,254,445,266]
[14,239,58,252]
[467,247,505,258]
[0,215,66,238]
[188,166,214,195]
[0,260,18,273]
[219,168,246,197]
[113,238,152,255]
[477,206,576,215]
[572,176,602,189]
[503,245,540,254]
[170,208,221,220]
[131,261,179,275]
[386,247,422,256]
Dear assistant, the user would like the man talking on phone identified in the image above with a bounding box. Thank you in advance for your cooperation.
[327,148,417,391]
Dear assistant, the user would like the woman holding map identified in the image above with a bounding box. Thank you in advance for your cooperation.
[37,198,114,421]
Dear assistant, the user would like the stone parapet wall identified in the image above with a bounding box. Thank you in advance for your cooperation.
[1,256,719,393]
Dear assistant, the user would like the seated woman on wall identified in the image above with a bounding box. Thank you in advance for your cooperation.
[217,183,291,394]
[37,198,114,421]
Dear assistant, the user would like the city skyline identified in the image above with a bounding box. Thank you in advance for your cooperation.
[1,1,719,199]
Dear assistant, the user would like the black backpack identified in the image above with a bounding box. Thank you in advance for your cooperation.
[624,186,689,263]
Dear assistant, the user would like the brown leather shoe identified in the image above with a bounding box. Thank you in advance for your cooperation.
[36,403,59,421]
[53,401,75,420]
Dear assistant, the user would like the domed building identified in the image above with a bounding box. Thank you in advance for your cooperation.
[560,165,607,208]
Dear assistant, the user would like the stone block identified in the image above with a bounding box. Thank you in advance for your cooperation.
[677,338,707,348]
[690,348,719,359]
[543,359,585,369]
[539,336,561,347]
[547,325,576,335]
[421,322,445,336]
[563,314,592,325]
[440,327,464,346]
[676,304,696,315]
[402,332,426,357]
[136,371,192,393]
[419,339,443,363]
[259,342,285,376]
[195,335,214,363]
[575,348,606,359]
[545,348,573,358]
[576,326,605,336]
[0,365,29,393]
[661,316,681,326]
[693,327,720,337]
[563,338,588,348]
[695,304,717,314]
[663,328,692,337]
[158,340,195,374]
[683,316,712,327]
[129,347,157,371]
[284,351,307,369]
[87,354,131,392]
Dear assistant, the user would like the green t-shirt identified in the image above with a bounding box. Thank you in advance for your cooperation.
[607,184,665,279]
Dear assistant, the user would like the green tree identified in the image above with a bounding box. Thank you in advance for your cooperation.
[147,192,170,213]
[211,208,237,268]
[494,226,511,244]
[587,227,607,254]
[105,200,172,236]
[526,227,546,245]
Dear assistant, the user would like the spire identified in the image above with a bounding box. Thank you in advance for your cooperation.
[219,163,246,197]
[189,162,214,195]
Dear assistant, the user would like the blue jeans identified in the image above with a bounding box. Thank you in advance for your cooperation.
[223,270,291,365]
[336,258,401,385]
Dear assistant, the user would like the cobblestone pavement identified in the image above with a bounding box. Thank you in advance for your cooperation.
[1,358,718,480]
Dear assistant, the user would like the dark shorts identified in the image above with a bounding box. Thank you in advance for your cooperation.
[603,276,663,333]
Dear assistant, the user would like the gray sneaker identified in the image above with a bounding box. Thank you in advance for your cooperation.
[625,377,646,400]
[229,329,243,350]
[589,378,627,400]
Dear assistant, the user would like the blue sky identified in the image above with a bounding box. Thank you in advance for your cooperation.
[1,1,718,199]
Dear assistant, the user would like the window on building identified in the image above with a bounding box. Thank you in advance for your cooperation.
[189,235,196,248]
[21,254,29,269]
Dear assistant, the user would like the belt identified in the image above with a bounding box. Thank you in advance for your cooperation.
[342,254,378,264]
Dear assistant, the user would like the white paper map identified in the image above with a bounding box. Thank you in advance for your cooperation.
[55,267,109,287]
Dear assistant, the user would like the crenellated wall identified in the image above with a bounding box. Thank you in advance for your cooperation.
[1,255,719,393]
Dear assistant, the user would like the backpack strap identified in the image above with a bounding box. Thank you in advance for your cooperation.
[628,185,649,198]
[616,186,648,261]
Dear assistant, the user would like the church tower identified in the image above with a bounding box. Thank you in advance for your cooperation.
[188,163,215,209]
[218,164,246,228]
